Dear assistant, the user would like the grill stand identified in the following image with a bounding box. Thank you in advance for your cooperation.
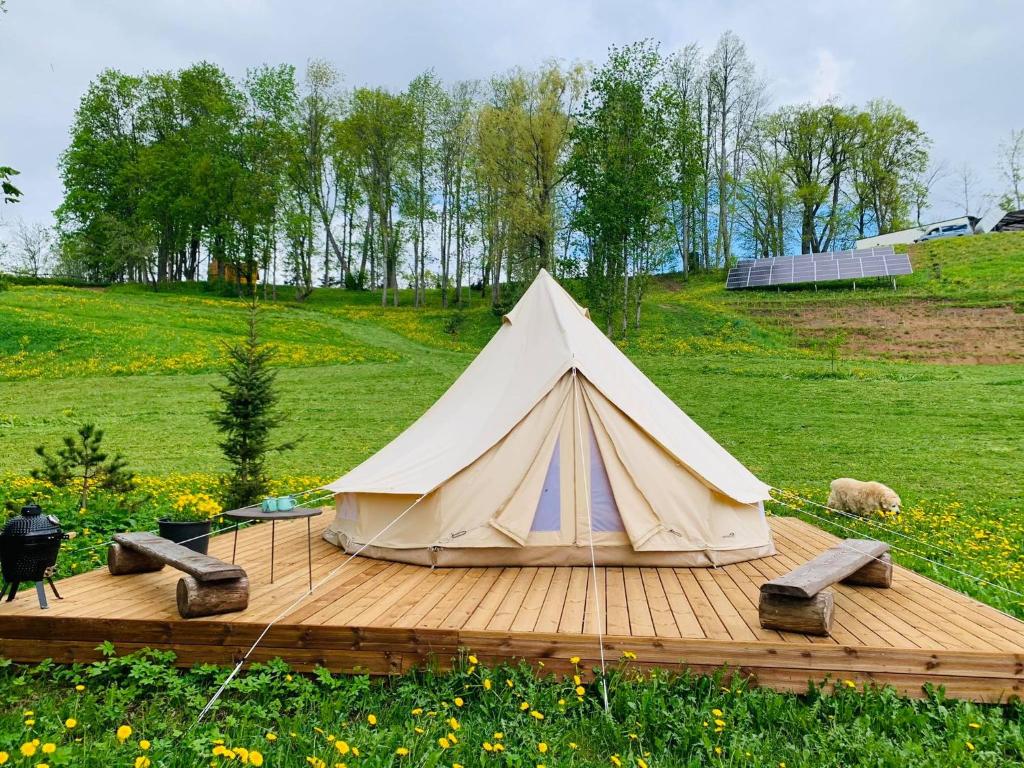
[0,574,63,609]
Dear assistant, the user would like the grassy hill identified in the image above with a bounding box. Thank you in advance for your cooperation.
[0,232,1022,614]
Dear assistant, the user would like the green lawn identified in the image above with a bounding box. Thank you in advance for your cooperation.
[1,234,1023,765]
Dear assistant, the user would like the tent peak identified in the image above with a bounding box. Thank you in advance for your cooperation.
[502,269,590,327]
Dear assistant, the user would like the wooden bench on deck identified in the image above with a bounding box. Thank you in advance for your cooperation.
[759,538,892,636]
[107,532,249,619]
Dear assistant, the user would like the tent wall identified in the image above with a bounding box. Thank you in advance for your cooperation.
[324,372,775,567]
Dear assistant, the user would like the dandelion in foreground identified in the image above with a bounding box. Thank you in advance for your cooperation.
[538,742,548,753]
[117,725,133,743]
[367,714,378,726]
[64,719,77,729]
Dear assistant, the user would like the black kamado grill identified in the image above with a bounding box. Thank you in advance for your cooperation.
[0,503,65,608]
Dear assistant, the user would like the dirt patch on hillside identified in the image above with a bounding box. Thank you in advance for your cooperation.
[766,302,1024,364]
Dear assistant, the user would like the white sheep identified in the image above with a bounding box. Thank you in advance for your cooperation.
[827,478,902,517]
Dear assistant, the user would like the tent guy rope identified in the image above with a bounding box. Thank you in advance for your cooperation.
[571,365,611,714]
[192,490,430,727]
[768,492,1024,604]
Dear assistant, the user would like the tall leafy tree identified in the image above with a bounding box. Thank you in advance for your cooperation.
[343,87,413,306]
[570,40,673,335]
[707,31,763,266]
[851,100,929,235]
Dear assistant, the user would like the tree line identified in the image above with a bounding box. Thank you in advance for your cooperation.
[51,33,937,333]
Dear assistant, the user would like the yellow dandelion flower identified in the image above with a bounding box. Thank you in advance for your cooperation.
[24,720,35,727]
[367,714,377,726]
[493,732,503,740]
[117,725,133,743]
[711,708,723,717]
[20,744,36,757]
[0,751,7,765]
[75,684,85,692]
[448,717,460,730]
[576,686,586,696]
[483,742,494,752]
[411,708,424,716]
[139,740,151,751]
[483,678,492,690]
[64,719,77,729]
[570,656,581,664]
[265,733,277,741]
[530,710,544,720]
[249,752,264,767]
[468,655,478,664]
[438,737,451,749]
[968,722,981,729]
[335,741,350,755]
[454,697,464,707]
[966,742,975,751]
[520,702,530,711]
[395,747,410,756]
[611,756,623,767]
[639,759,650,768]
[538,742,548,753]
[134,758,151,768]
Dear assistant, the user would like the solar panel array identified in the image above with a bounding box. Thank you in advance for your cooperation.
[726,246,913,290]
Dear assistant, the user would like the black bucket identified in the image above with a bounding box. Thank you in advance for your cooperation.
[158,519,212,555]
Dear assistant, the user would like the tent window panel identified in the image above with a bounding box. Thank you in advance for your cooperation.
[589,432,624,532]
[531,438,561,532]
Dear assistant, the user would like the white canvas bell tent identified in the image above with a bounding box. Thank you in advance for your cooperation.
[323,270,774,567]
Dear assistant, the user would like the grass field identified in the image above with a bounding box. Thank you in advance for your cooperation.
[1,233,1023,765]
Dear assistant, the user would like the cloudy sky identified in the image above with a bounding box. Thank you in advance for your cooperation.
[1,0,1020,234]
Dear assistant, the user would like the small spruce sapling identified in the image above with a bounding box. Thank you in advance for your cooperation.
[211,298,293,511]
[31,423,135,509]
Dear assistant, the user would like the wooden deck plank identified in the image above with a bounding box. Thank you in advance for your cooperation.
[463,568,521,631]
[640,568,680,638]
[623,568,655,636]
[511,568,555,633]
[675,568,731,640]
[581,567,606,636]
[558,568,589,635]
[657,568,705,639]
[487,568,537,632]
[534,568,572,633]
[604,568,630,635]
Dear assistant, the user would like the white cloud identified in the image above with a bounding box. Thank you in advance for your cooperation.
[809,48,846,104]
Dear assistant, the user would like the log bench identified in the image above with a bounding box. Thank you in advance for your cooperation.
[108,532,249,618]
[759,538,892,636]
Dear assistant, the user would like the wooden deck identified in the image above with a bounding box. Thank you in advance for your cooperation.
[1,515,1022,702]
